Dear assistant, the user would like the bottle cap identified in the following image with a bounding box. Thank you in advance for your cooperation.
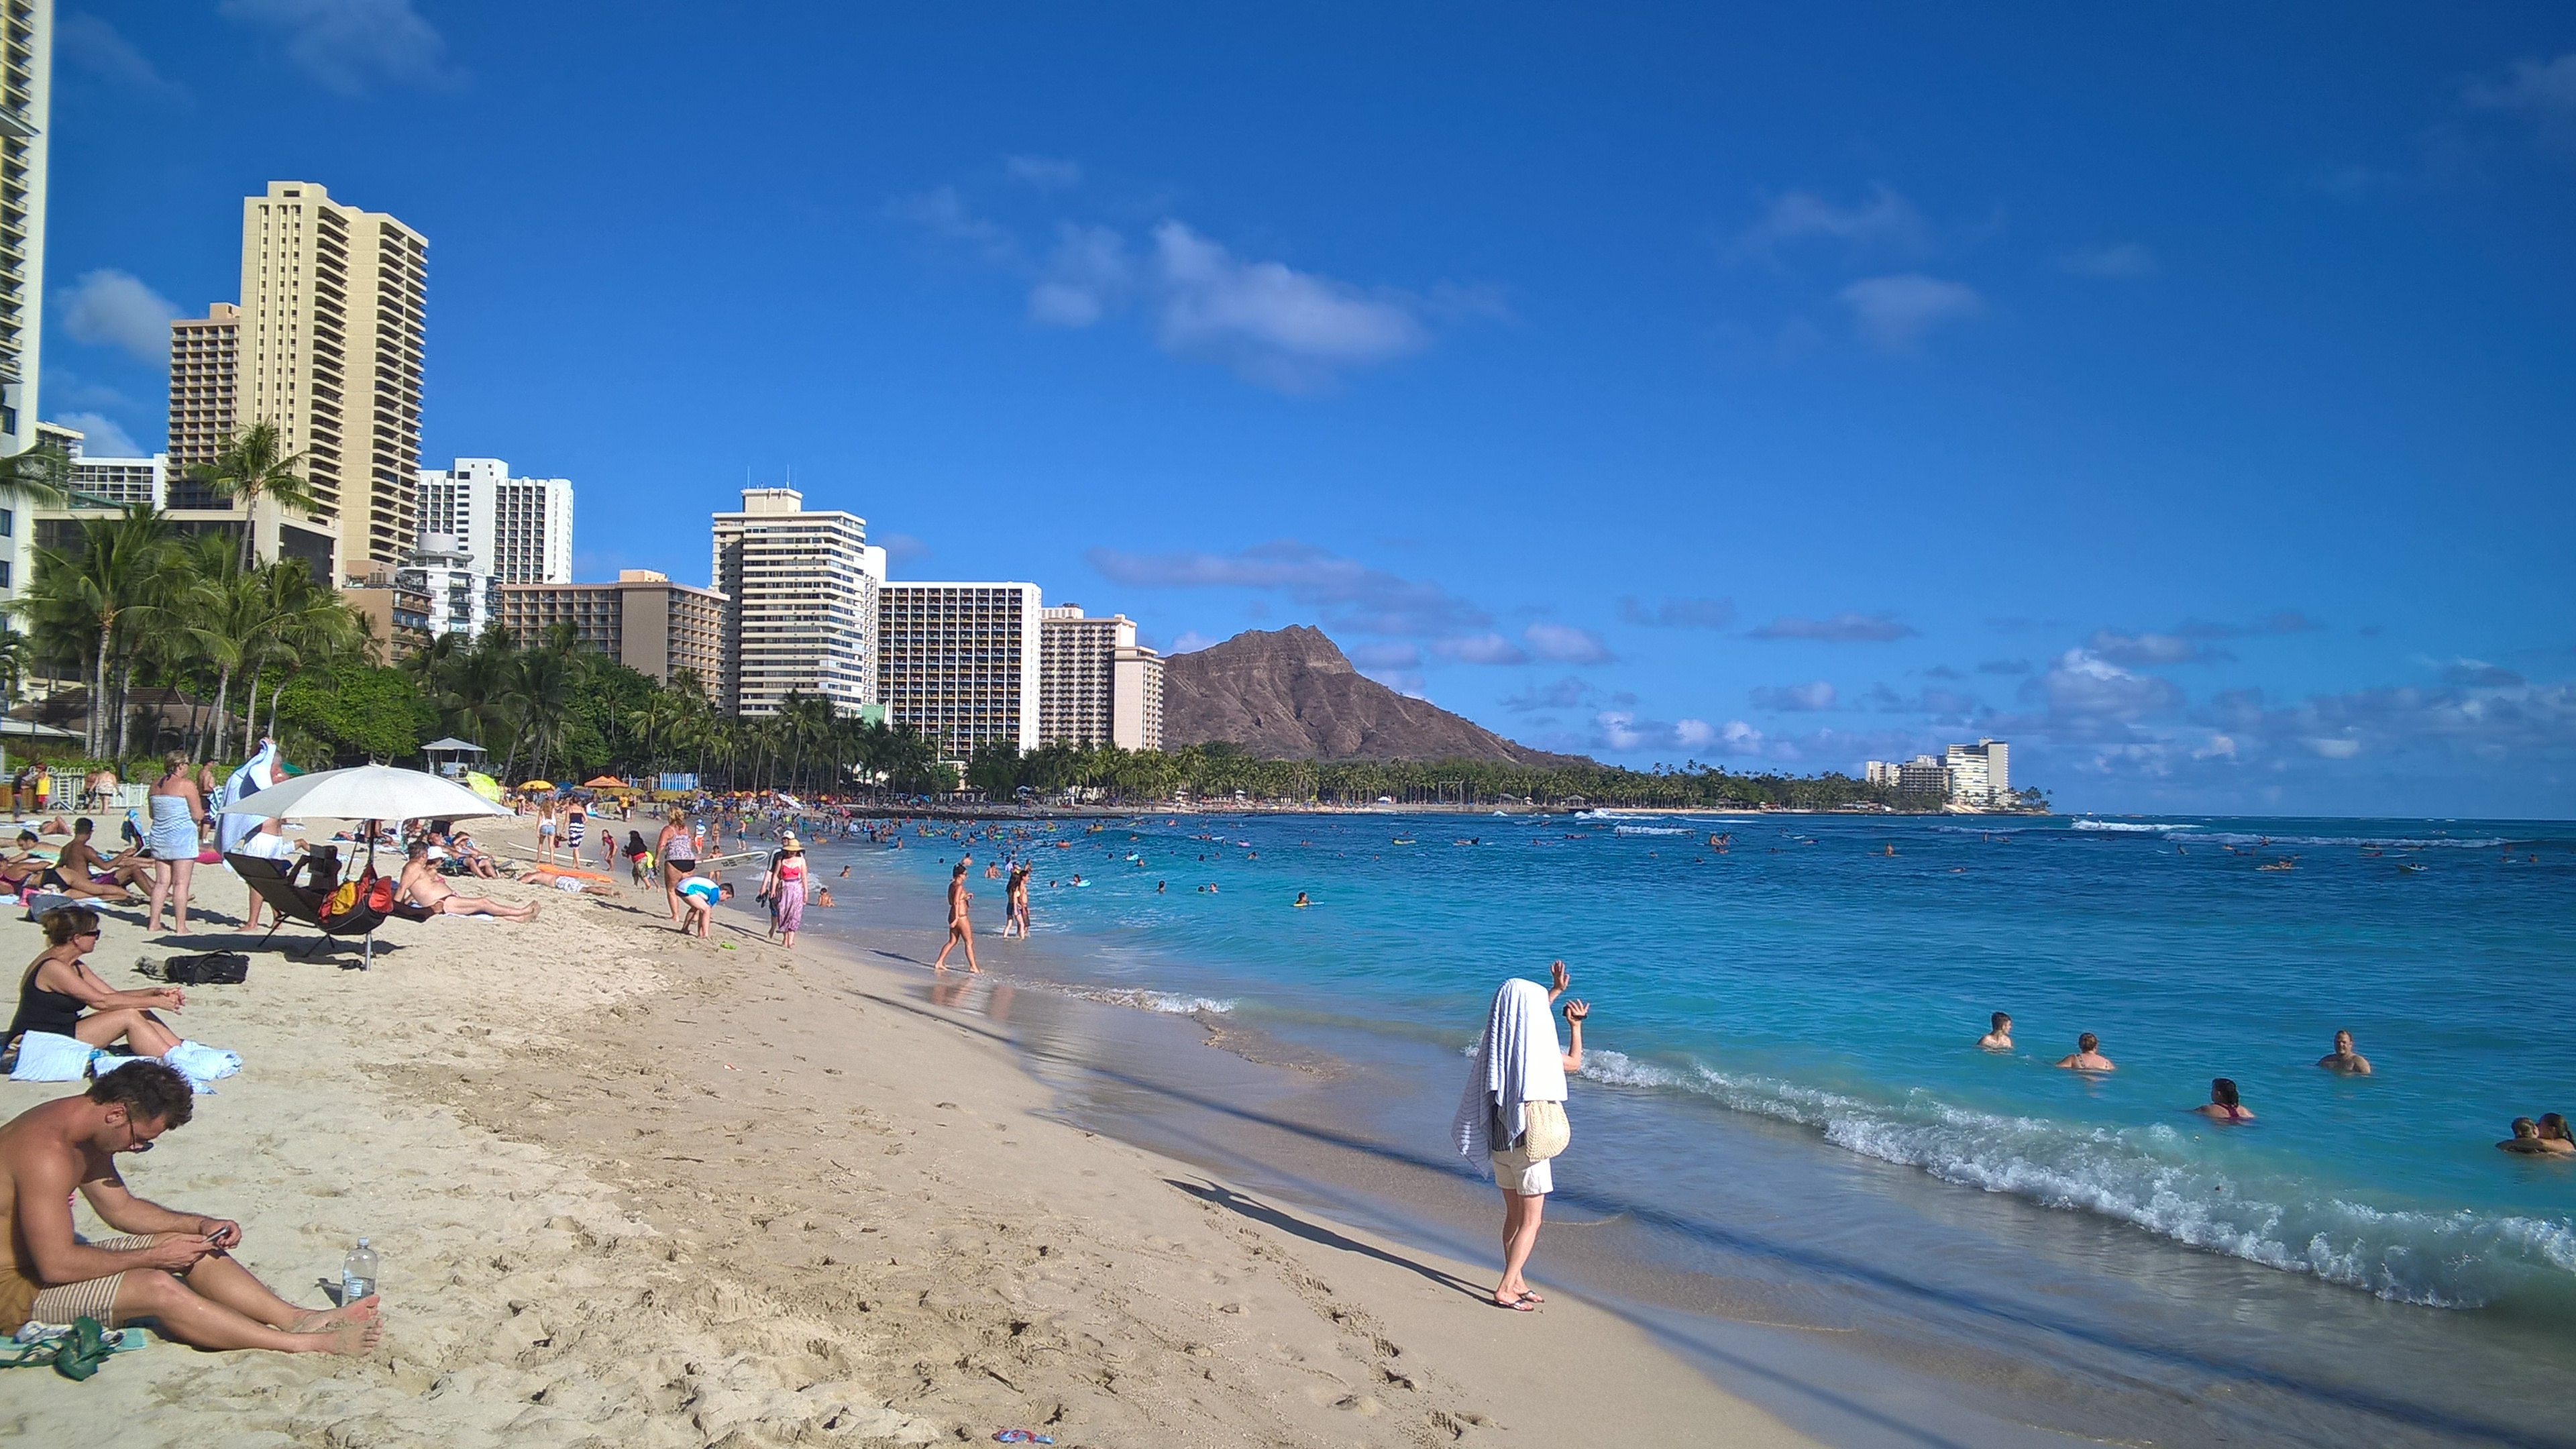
[358,1237,370,1247]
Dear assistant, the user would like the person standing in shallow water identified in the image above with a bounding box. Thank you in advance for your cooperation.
[1454,959,1589,1311]
[1977,1012,2013,1051]
[932,861,979,973]
[2055,1032,2114,1071]
[2318,1030,2373,1075]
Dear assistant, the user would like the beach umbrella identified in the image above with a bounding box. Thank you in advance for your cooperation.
[466,771,504,803]
[219,763,510,824]
[582,775,627,790]
[521,779,556,791]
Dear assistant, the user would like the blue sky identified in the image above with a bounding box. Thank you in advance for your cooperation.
[45,3,2576,816]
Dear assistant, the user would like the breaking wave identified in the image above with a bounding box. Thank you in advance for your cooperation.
[1576,1049,2576,1309]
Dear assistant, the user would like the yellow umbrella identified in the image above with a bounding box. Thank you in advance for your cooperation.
[520,779,556,791]
[465,771,504,803]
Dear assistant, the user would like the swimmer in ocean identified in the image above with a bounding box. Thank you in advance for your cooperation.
[2054,1032,2114,1071]
[1977,1012,2012,1051]
[1293,891,1310,908]
[2192,1078,2254,1122]
[2498,1118,2555,1154]
[2536,1114,2576,1155]
[2317,1030,2372,1075]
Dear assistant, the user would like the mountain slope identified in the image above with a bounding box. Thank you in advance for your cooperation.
[1160,626,1589,766]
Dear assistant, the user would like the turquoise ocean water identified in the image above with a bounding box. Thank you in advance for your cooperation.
[806,810,2576,1443]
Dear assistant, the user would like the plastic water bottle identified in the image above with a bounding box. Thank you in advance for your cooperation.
[341,1238,378,1305]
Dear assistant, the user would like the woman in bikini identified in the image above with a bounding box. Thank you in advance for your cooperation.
[930,861,979,973]
[656,809,696,927]
[2192,1077,2255,1123]
[3,908,185,1062]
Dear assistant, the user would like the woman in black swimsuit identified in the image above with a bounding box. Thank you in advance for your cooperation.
[3,907,185,1061]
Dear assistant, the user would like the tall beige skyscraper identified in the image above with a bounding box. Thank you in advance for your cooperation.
[231,180,429,575]
[1,0,53,599]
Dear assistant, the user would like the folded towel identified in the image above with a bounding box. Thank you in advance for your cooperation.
[7,1032,97,1082]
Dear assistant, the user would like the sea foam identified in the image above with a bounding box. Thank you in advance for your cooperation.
[1575,1049,2576,1309]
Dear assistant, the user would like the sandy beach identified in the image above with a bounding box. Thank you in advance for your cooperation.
[0,823,1815,1448]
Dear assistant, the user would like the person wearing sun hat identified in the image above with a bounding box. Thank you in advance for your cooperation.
[765,831,811,948]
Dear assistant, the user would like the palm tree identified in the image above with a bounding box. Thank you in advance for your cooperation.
[0,432,69,512]
[18,506,170,758]
[188,422,324,574]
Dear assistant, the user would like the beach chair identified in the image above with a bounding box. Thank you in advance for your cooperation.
[227,854,427,969]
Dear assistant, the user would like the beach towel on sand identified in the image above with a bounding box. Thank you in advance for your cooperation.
[1450,977,1568,1169]
[7,1031,95,1081]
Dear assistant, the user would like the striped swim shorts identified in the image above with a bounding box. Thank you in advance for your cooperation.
[27,1235,154,1327]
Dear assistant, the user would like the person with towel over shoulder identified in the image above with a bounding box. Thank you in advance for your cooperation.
[1453,959,1589,1311]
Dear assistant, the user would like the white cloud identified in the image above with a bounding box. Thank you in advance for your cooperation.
[1150,222,1428,392]
[60,270,180,363]
[1737,184,1927,260]
[220,0,458,95]
[1620,596,1735,629]
[1028,223,1130,328]
[1167,630,1220,654]
[1434,633,1529,665]
[1748,610,1919,642]
[1591,710,1755,756]
[2467,53,2576,145]
[2087,629,2229,667]
[2029,649,2185,727]
[1751,681,1837,712]
[48,412,142,456]
[2059,243,2157,278]
[1837,274,1984,352]
[58,14,184,97]
[1004,155,1083,189]
[1087,539,1489,638]
[892,186,1018,262]
[1672,719,1717,749]
[2303,737,2363,759]
[1347,641,1422,669]
[1523,622,1614,664]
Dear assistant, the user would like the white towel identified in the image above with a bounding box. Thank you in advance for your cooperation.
[7,1031,98,1081]
[1451,977,1567,1168]
[164,1040,242,1083]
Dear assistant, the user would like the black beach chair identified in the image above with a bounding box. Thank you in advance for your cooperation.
[229,854,429,968]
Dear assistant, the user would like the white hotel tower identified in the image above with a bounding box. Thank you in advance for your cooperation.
[710,487,879,718]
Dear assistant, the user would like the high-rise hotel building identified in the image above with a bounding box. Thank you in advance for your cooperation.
[710,488,878,718]
[0,0,52,598]
[498,570,724,696]
[417,457,573,584]
[168,182,428,580]
[1037,605,1164,751]
[879,581,1042,761]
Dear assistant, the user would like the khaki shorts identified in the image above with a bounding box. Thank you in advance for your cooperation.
[2,1235,154,1330]
[1491,1144,1555,1197]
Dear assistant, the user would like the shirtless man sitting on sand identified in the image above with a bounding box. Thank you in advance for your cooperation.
[2054,1032,2115,1071]
[2317,1030,2373,1075]
[396,841,539,921]
[0,1061,380,1353]
[51,817,145,900]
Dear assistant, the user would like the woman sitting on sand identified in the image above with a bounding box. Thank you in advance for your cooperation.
[2192,1078,2255,1122]
[2,907,185,1062]
[1453,961,1589,1311]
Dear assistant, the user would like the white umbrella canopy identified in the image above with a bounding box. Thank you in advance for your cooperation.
[218,764,510,822]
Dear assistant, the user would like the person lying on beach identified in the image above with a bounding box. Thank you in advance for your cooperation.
[676,873,732,936]
[0,830,52,892]
[2498,1118,2558,1155]
[396,843,540,921]
[2055,1032,2114,1071]
[0,1061,382,1353]
[5,907,186,1063]
[1978,1012,2012,1051]
[2534,1113,2576,1155]
[445,830,502,879]
[2317,1030,2372,1075]
[517,867,619,898]
[2192,1078,2254,1122]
